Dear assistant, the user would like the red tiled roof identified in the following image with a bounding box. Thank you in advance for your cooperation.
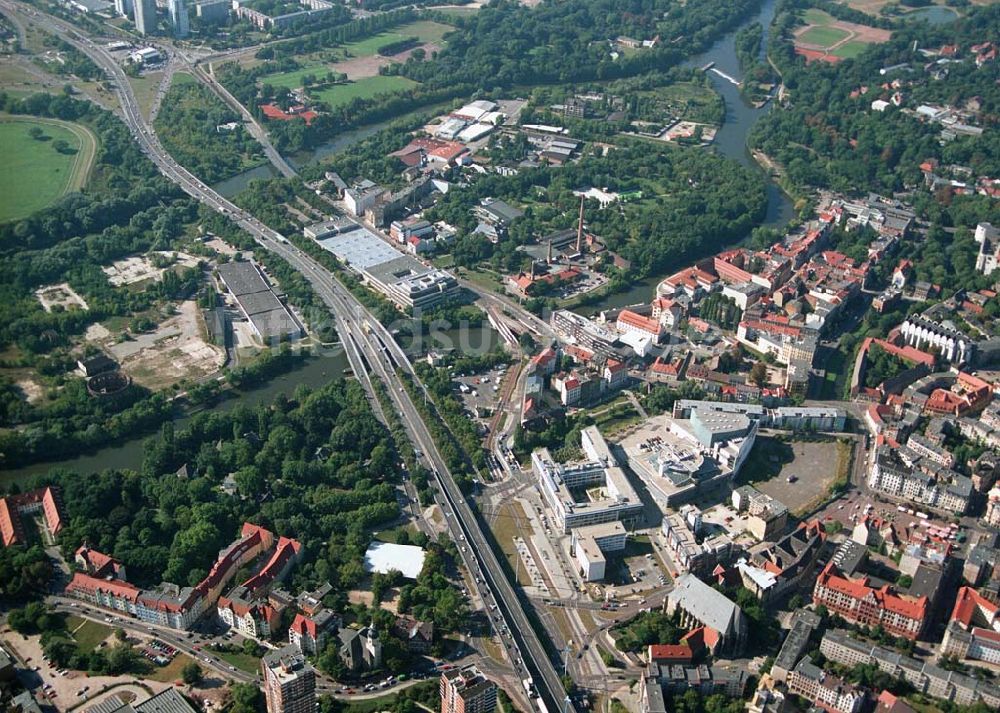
[0,498,19,547]
[817,563,928,621]
[532,347,556,367]
[242,536,302,594]
[682,625,718,651]
[260,104,318,125]
[1,487,65,547]
[67,572,141,602]
[648,644,693,664]
[291,612,319,638]
[950,586,999,628]
[194,523,272,598]
[617,309,661,335]
[605,359,626,373]
[75,546,119,577]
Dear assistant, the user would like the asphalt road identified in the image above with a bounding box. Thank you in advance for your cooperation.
[2,3,571,710]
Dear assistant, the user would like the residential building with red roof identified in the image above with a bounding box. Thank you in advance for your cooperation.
[923,372,993,417]
[940,586,1000,664]
[530,346,558,376]
[66,522,284,631]
[218,588,283,640]
[0,487,65,548]
[660,265,718,298]
[787,658,865,713]
[218,535,302,639]
[289,610,339,654]
[260,103,318,125]
[876,690,916,713]
[813,562,928,640]
[242,536,303,595]
[603,359,628,389]
[66,572,142,613]
[651,297,682,329]
[647,644,694,666]
[75,545,127,581]
[392,615,434,653]
[616,309,663,343]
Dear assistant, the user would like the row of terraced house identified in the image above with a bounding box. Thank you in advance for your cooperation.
[66,523,302,631]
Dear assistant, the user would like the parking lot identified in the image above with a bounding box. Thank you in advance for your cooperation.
[454,364,508,416]
[747,437,849,514]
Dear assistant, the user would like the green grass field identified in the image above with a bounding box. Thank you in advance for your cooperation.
[803,8,836,25]
[66,615,113,652]
[435,6,479,18]
[211,649,261,674]
[145,652,196,683]
[0,117,95,222]
[341,20,453,57]
[260,63,331,90]
[312,75,418,108]
[798,25,851,47]
[831,40,870,58]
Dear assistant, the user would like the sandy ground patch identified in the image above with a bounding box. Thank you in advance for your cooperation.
[0,627,173,708]
[15,378,44,403]
[204,237,239,257]
[102,252,200,287]
[347,590,375,607]
[753,439,845,514]
[85,323,112,341]
[330,54,392,81]
[35,282,88,312]
[109,301,225,391]
[331,42,441,80]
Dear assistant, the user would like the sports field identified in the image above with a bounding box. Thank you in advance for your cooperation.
[313,75,418,108]
[798,26,850,47]
[260,20,451,89]
[831,41,870,59]
[341,20,453,57]
[0,116,96,222]
[793,9,892,64]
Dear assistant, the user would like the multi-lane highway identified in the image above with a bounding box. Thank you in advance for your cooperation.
[3,3,573,710]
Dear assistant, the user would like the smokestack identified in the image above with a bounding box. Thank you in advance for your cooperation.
[529,261,535,280]
[576,195,585,254]
[547,239,553,264]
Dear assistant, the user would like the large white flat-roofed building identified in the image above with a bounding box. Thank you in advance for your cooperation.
[363,542,426,580]
[316,227,458,309]
[571,521,627,582]
[533,426,642,533]
[621,409,757,508]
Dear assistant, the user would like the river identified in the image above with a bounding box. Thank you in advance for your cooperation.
[1,350,350,486]
[572,0,795,314]
[2,1,788,486]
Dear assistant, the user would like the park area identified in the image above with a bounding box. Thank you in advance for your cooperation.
[793,9,892,64]
[0,116,95,222]
[258,20,452,106]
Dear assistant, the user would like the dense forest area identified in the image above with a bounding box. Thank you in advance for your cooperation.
[424,142,767,279]
[30,379,398,591]
[0,91,196,462]
[155,77,266,185]
[752,1,1000,193]
[3,380,467,672]
[398,0,760,89]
